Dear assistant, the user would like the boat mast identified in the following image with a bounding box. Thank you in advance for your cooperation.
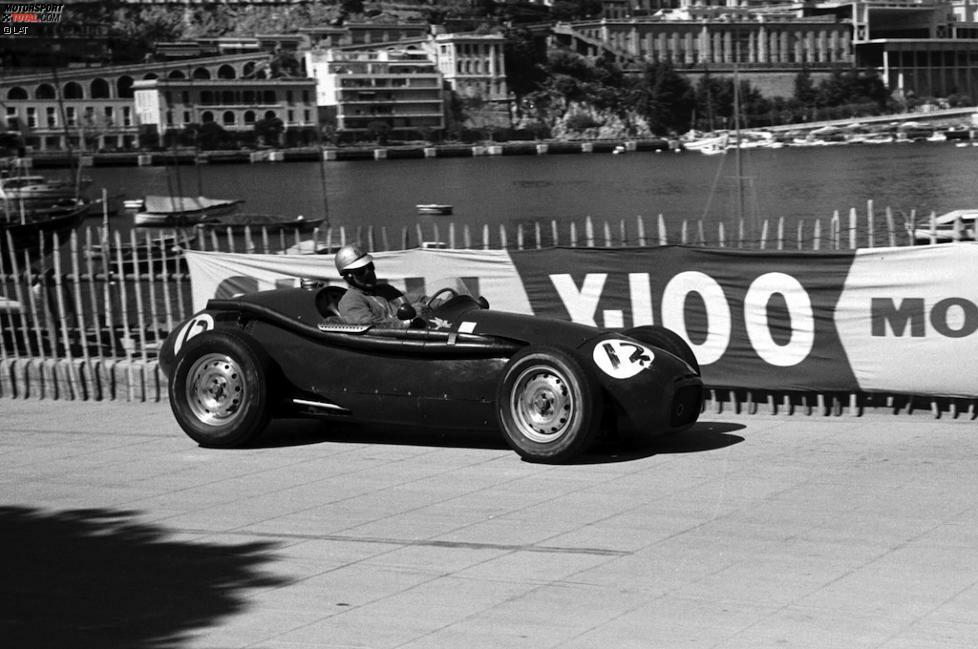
[166,69,187,227]
[189,64,203,197]
[733,38,744,226]
[316,120,330,228]
[50,64,79,203]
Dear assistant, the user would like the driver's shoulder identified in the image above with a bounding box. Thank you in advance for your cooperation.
[375,283,404,301]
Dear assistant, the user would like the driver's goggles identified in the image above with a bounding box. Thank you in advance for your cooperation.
[348,262,374,279]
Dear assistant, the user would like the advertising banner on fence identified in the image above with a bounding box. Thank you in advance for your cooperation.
[184,248,532,314]
[507,246,859,392]
[184,244,978,397]
[836,244,978,397]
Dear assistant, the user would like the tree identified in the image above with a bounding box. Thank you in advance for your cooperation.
[366,120,391,145]
[504,28,548,99]
[138,124,159,150]
[198,121,231,150]
[636,62,694,135]
[268,50,301,78]
[547,49,595,81]
[694,73,726,130]
[815,68,891,110]
[565,113,601,133]
[254,117,285,147]
[550,0,603,21]
[106,7,184,63]
[794,67,817,106]
[340,0,364,15]
[693,74,768,129]
[472,0,497,18]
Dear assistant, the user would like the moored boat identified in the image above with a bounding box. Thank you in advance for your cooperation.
[682,132,729,153]
[133,194,242,227]
[197,212,326,233]
[912,209,978,242]
[0,198,91,254]
[416,203,453,216]
[90,192,126,217]
[0,171,91,206]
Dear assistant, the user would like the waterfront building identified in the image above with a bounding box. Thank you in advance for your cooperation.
[133,76,318,142]
[425,32,510,103]
[1,71,140,152]
[599,0,677,20]
[298,26,350,50]
[300,23,431,50]
[304,48,445,138]
[848,0,978,99]
[0,53,299,151]
[154,35,305,60]
[554,16,852,97]
[556,0,978,100]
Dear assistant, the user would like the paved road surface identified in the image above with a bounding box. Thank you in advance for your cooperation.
[2,399,976,649]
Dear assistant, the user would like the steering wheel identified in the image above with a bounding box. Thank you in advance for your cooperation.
[426,287,459,308]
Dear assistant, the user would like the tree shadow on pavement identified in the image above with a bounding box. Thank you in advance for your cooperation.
[0,506,289,649]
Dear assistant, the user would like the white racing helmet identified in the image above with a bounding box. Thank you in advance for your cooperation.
[334,244,373,274]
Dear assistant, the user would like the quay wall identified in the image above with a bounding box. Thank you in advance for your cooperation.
[26,139,675,169]
[21,107,978,169]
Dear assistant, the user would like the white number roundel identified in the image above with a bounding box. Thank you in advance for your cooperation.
[172,314,214,355]
[592,339,655,379]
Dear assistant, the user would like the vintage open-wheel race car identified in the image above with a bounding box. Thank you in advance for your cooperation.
[159,280,704,463]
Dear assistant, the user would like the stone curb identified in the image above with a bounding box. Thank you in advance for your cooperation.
[0,358,165,402]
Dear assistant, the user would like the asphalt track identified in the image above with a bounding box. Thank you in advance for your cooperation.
[2,399,977,649]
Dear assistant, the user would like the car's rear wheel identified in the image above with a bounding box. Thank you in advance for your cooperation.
[624,325,700,375]
[169,329,272,448]
[496,346,602,463]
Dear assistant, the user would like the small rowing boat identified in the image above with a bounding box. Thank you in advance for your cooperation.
[416,203,453,216]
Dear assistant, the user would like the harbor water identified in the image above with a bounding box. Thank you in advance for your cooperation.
[78,140,978,248]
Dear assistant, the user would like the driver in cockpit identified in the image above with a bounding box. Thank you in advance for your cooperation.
[334,244,426,326]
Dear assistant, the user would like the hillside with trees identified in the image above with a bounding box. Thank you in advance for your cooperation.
[66,0,967,140]
[508,47,899,138]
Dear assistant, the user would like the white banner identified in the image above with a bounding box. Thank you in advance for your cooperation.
[835,243,978,397]
[184,248,533,314]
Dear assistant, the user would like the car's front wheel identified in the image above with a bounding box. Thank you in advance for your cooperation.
[169,329,272,448]
[496,346,602,463]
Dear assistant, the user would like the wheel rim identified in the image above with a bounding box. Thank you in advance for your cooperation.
[509,363,578,444]
[185,352,246,426]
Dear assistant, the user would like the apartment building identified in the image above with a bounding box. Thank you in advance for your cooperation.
[0,53,311,151]
[305,47,445,136]
[133,76,318,141]
[426,32,509,103]
[2,73,139,151]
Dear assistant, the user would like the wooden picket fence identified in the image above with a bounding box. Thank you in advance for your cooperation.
[261,202,928,251]
[0,204,974,417]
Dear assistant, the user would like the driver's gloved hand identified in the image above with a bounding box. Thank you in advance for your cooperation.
[409,316,428,329]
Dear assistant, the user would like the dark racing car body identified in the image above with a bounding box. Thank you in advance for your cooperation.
[160,283,703,463]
